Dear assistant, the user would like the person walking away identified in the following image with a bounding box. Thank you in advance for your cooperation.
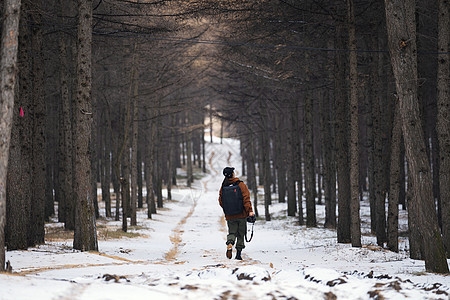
[218,167,254,260]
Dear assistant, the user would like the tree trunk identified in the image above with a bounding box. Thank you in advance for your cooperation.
[304,89,316,227]
[7,0,32,251]
[261,99,271,221]
[91,106,99,220]
[73,0,98,251]
[186,131,193,187]
[202,116,206,173]
[45,108,55,221]
[373,81,387,246]
[399,142,406,210]
[130,42,139,226]
[112,125,121,221]
[287,98,297,217]
[436,0,450,258]
[406,170,422,259]
[115,54,135,230]
[209,104,213,143]
[121,147,130,232]
[29,0,46,245]
[58,0,75,230]
[0,0,21,270]
[322,83,336,229]
[367,65,376,234]
[384,0,448,273]
[373,73,387,244]
[186,113,193,188]
[248,131,259,217]
[387,100,401,252]
[167,116,175,200]
[294,101,303,202]
[102,116,111,217]
[347,0,361,247]
[275,114,286,203]
[335,22,351,243]
[145,104,157,217]
[137,147,144,207]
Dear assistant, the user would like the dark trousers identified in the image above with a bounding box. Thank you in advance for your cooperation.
[226,218,247,250]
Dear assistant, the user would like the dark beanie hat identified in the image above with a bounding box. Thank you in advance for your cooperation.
[223,167,235,178]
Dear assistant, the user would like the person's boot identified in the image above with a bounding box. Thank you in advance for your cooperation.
[226,244,233,259]
[235,249,242,260]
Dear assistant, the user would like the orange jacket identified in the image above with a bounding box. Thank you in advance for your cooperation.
[219,177,253,220]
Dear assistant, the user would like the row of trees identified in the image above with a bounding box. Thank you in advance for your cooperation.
[0,0,210,267]
[0,0,449,274]
[211,0,449,273]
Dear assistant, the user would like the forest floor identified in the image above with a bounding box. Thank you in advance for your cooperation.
[1,136,449,299]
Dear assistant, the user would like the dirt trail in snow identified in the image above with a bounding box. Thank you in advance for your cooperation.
[160,139,260,266]
[164,196,199,262]
[160,145,223,264]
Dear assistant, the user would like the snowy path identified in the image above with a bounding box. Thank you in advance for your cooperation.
[1,137,450,299]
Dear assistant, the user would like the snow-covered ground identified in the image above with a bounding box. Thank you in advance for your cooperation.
[1,136,449,299]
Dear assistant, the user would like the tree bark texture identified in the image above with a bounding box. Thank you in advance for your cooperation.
[7,0,32,251]
[102,116,112,217]
[73,0,98,251]
[29,0,46,245]
[58,0,75,230]
[275,115,286,203]
[321,85,336,229]
[347,0,361,247]
[137,147,144,206]
[287,98,297,216]
[373,74,387,246]
[91,105,99,220]
[121,147,130,232]
[384,0,448,273]
[388,100,401,252]
[248,131,259,217]
[261,99,271,221]
[130,42,139,226]
[0,0,21,270]
[367,41,376,234]
[436,0,450,258]
[145,104,157,218]
[167,116,176,200]
[335,23,351,243]
[304,91,316,227]
[186,113,193,188]
[406,171,422,259]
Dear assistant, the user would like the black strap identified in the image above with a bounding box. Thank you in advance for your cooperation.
[245,222,254,242]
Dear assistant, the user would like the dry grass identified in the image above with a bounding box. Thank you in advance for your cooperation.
[45,224,146,242]
[97,229,143,240]
[45,227,74,242]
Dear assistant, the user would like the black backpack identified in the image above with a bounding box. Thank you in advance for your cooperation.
[221,180,243,215]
